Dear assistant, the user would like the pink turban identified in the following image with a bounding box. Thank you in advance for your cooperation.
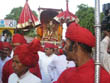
[66,23,96,47]
[12,34,27,44]
[14,44,38,68]
[3,42,12,50]
[44,43,55,48]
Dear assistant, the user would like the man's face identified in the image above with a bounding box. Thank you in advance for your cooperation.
[63,39,76,61]
[12,43,21,50]
[12,55,28,77]
[45,48,53,56]
[3,48,11,57]
[0,49,7,60]
[0,50,3,57]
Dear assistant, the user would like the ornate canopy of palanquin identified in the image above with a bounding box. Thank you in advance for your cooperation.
[36,8,63,46]
[17,0,40,29]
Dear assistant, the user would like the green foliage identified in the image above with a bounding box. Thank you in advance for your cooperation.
[5,7,23,22]
[32,11,38,17]
[75,4,104,35]
[14,29,23,34]
[100,12,104,22]
[76,4,95,34]
[23,28,37,37]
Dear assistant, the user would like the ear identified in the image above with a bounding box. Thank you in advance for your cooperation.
[72,42,79,52]
[73,42,78,47]
[69,42,78,51]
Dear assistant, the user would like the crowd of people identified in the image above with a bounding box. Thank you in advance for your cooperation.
[0,22,110,83]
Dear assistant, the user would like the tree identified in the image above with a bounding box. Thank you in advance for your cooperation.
[5,7,23,22]
[75,4,95,34]
[75,4,104,34]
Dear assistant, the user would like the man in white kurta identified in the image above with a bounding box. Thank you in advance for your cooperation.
[48,54,76,82]
[8,43,42,83]
[100,34,110,73]
[38,51,57,83]
[8,71,41,83]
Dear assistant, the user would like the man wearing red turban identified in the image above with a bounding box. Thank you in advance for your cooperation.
[0,41,3,51]
[0,41,3,59]
[2,33,27,83]
[38,42,57,83]
[2,37,42,83]
[8,44,41,83]
[28,38,44,79]
[0,42,11,80]
[12,34,27,45]
[2,42,12,57]
[55,23,110,83]
[10,33,27,58]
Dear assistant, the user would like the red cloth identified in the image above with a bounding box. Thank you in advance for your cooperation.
[66,23,95,47]
[44,43,55,48]
[29,61,42,79]
[14,44,38,68]
[3,42,12,50]
[56,59,110,83]
[54,45,58,48]
[12,34,27,44]
[29,38,44,53]
[2,59,14,83]
[59,49,63,55]
[61,42,65,48]
[2,59,42,83]
[17,0,40,28]
[0,41,3,50]
[54,10,77,23]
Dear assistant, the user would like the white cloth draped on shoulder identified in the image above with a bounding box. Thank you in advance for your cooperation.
[8,71,41,83]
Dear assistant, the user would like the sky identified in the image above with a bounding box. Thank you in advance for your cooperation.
[0,0,109,19]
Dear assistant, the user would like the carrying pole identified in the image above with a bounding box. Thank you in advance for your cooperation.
[66,0,69,11]
[94,0,101,83]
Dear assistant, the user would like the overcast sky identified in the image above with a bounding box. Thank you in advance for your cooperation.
[0,0,109,19]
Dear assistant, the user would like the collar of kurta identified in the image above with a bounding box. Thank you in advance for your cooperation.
[17,70,30,79]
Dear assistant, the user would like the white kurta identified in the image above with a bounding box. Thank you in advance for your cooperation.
[1,36,5,42]
[1,36,10,42]
[38,51,57,83]
[100,36,110,73]
[10,50,14,59]
[0,78,2,83]
[48,54,76,82]
[8,71,41,83]
[0,57,10,79]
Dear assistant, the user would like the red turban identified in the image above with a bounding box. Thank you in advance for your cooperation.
[29,38,44,53]
[0,41,3,50]
[54,45,58,48]
[66,23,95,47]
[59,48,63,55]
[3,42,12,50]
[44,43,55,48]
[14,44,38,68]
[12,34,27,44]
